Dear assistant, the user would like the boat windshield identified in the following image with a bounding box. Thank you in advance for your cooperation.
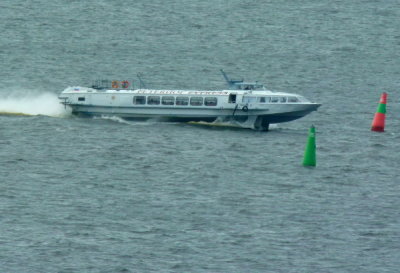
[233,83,265,90]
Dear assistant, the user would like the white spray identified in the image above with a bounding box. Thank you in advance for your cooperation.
[0,92,71,117]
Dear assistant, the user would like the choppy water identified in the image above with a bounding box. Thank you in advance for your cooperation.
[1,1,400,272]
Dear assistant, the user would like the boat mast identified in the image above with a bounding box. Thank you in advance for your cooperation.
[137,73,146,89]
[220,69,243,89]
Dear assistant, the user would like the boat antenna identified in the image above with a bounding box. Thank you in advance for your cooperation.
[220,69,231,85]
[220,69,243,89]
[137,73,146,89]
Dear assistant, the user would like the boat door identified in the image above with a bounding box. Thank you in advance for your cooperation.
[228,93,237,103]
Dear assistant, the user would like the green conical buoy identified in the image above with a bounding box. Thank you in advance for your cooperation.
[303,125,316,167]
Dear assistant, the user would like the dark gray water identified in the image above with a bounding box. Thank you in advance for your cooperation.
[1,1,400,272]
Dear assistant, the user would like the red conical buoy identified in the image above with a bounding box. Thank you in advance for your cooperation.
[371,92,387,132]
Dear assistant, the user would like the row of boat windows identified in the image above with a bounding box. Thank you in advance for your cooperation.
[249,96,300,103]
[76,95,300,104]
[134,96,218,106]
[133,96,300,105]
[134,96,300,105]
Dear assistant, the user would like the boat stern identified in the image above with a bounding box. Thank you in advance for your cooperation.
[58,86,89,107]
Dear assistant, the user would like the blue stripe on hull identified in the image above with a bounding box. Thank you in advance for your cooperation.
[262,109,317,123]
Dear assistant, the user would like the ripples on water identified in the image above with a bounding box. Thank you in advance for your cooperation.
[2,111,400,272]
[1,0,400,272]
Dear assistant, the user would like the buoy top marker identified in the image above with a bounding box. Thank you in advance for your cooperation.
[379,92,387,104]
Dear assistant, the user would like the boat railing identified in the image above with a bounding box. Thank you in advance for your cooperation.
[91,74,147,90]
[91,79,135,90]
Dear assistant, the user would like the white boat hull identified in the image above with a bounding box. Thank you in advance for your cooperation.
[59,87,320,130]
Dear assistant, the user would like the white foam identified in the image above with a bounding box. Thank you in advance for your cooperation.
[94,115,132,124]
[0,92,71,117]
[95,115,178,126]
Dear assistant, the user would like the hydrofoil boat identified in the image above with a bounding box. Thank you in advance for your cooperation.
[58,70,320,131]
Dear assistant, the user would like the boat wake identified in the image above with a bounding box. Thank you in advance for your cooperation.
[94,115,134,125]
[94,115,180,126]
[188,120,247,129]
[188,117,278,130]
[0,91,71,117]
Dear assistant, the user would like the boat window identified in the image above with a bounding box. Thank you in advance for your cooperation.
[78,97,85,101]
[280,97,287,103]
[288,96,299,103]
[204,97,218,106]
[176,96,189,106]
[162,96,175,105]
[133,96,146,105]
[270,97,279,103]
[190,97,203,106]
[148,96,160,105]
[258,97,270,103]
